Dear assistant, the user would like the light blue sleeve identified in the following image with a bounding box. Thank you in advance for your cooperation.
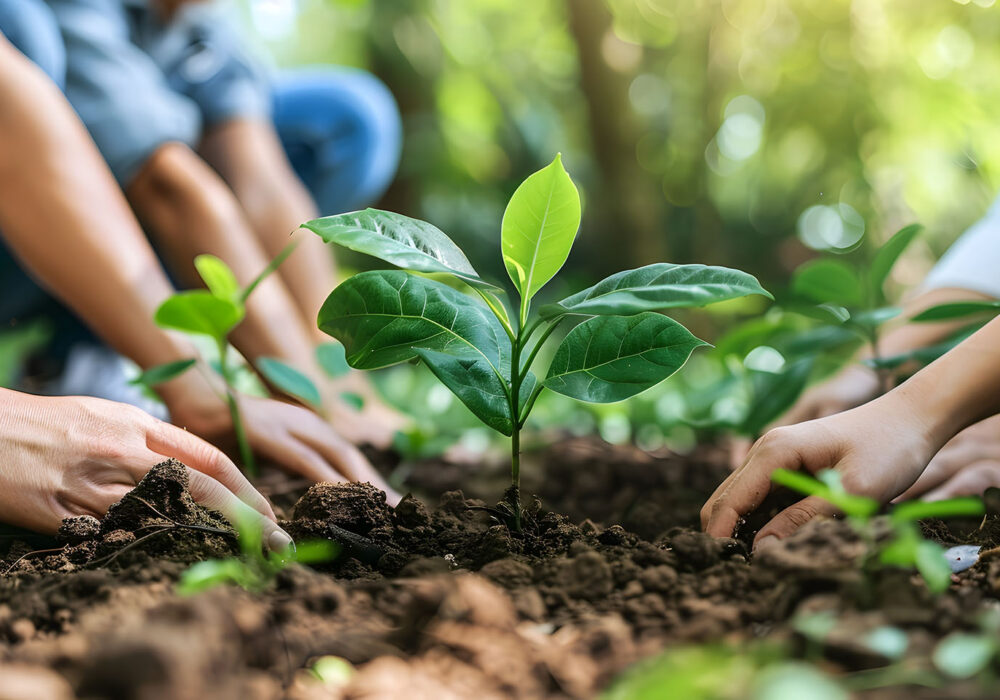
[924,196,1000,299]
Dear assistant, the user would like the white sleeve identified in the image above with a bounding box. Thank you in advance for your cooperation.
[923,197,1000,299]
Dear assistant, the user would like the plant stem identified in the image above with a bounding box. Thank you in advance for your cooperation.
[508,324,524,532]
[216,340,256,477]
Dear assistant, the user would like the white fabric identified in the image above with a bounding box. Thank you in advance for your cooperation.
[924,196,1000,298]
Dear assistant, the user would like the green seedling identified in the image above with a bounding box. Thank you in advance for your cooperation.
[143,244,298,476]
[771,468,984,593]
[177,510,339,595]
[305,154,771,528]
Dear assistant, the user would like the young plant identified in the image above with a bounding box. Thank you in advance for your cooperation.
[177,511,338,595]
[141,244,297,476]
[304,154,771,527]
[771,468,984,593]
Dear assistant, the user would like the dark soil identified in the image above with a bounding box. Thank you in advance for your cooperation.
[1,439,999,699]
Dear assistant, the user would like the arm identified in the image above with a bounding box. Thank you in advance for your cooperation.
[705,313,1000,546]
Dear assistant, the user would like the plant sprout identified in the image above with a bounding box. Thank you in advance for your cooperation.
[305,154,771,527]
[141,244,298,476]
[771,468,984,593]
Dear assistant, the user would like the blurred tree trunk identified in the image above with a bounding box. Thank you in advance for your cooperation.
[564,0,666,271]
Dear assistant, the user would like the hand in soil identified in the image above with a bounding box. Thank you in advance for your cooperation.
[233,395,401,505]
[704,394,936,547]
[729,364,881,469]
[0,391,290,548]
[894,413,1000,501]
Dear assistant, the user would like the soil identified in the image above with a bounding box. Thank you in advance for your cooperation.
[2,438,999,699]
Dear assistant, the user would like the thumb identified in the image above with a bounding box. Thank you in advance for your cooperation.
[753,495,838,549]
[186,469,293,552]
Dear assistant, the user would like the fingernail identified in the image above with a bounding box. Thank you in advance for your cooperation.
[753,535,778,553]
[268,529,294,553]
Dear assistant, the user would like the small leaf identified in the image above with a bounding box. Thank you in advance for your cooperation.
[316,343,351,378]
[934,633,996,678]
[915,539,954,594]
[155,291,244,340]
[257,357,322,408]
[195,255,240,302]
[846,306,901,332]
[870,223,922,298]
[241,241,298,303]
[129,359,197,388]
[339,392,364,411]
[318,270,509,375]
[287,540,340,565]
[864,627,909,660]
[792,259,863,307]
[543,313,707,403]
[176,559,251,595]
[415,348,516,435]
[539,263,771,319]
[501,154,582,302]
[303,209,495,289]
[891,497,984,524]
[770,468,879,519]
[911,300,1000,323]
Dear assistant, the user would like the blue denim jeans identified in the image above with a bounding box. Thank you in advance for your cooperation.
[0,0,401,353]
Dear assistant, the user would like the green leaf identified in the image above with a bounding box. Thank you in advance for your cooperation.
[846,306,901,331]
[176,559,252,595]
[339,392,364,410]
[864,328,977,371]
[415,348,516,435]
[741,357,814,435]
[318,271,509,378]
[285,539,340,565]
[911,300,1000,323]
[770,468,879,519]
[129,359,197,388]
[543,313,707,403]
[501,153,582,302]
[864,626,909,660]
[792,259,863,307]
[303,209,494,289]
[934,633,996,678]
[194,254,240,302]
[316,343,351,378]
[257,357,322,408]
[241,241,298,303]
[890,497,984,524]
[915,539,954,594]
[870,223,922,298]
[155,291,244,340]
[539,263,771,319]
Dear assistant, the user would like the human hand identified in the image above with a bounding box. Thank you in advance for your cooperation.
[321,372,411,451]
[894,414,1000,502]
[172,392,401,505]
[729,364,882,469]
[704,392,936,548]
[0,390,290,548]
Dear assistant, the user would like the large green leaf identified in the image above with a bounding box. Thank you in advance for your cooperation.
[303,209,494,289]
[318,270,509,376]
[870,223,922,298]
[501,154,581,302]
[415,348,515,435]
[543,313,706,403]
[539,263,771,319]
[195,255,240,302]
[155,291,244,340]
[257,357,322,408]
[792,259,863,307]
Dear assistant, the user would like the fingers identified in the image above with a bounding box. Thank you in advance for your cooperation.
[753,495,840,547]
[272,437,346,484]
[923,461,1000,501]
[728,438,752,471]
[186,469,292,551]
[702,429,805,538]
[144,419,276,522]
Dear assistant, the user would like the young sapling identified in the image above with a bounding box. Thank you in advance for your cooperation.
[305,154,771,528]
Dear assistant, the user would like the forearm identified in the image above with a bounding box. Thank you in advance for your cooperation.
[889,314,1000,450]
[200,120,336,337]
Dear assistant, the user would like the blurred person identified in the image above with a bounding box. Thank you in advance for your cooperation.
[730,201,1000,500]
[0,25,398,511]
[0,0,408,450]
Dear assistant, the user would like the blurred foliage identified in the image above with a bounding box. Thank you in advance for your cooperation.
[244,0,1000,309]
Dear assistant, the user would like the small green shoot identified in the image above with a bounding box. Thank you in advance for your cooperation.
[148,243,300,476]
[305,154,772,528]
[770,468,983,593]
